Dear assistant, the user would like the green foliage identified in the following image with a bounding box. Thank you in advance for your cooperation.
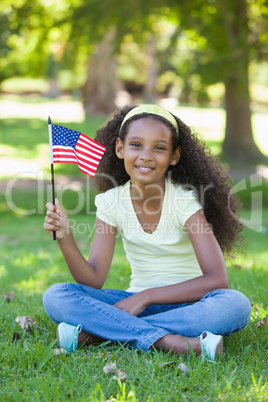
[0,0,76,82]
[0,0,48,80]
[65,0,268,91]
[1,0,267,107]
[168,0,268,80]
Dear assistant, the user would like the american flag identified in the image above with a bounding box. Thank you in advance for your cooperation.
[51,125,106,177]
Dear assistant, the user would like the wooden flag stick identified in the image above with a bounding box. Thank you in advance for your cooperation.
[48,116,56,241]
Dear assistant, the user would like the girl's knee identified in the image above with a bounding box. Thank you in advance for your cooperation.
[209,288,252,330]
[236,290,251,320]
[225,289,252,328]
[229,289,251,311]
[43,283,67,318]
[208,289,251,336]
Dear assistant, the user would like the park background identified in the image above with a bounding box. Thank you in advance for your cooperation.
[0,0,267,401]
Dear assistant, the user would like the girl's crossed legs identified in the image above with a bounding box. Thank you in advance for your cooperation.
[43,283,251,354]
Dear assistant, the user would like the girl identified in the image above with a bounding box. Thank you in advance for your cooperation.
[43,104,251,359]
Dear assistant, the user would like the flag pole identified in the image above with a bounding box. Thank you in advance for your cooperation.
[48,116,56,241]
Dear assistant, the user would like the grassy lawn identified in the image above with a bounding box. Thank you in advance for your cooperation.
[0,206,267,401]
[0,108,267,400]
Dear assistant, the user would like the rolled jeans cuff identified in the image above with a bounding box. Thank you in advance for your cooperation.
[139,328,169,351]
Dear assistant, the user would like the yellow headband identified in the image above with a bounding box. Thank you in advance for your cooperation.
[120,104,179,135]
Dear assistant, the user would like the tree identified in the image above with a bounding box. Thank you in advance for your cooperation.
[64,0,163,113]
[0,0,48,84]
[143,35,158,103]
[0,0,72,88]
[219,0,266,161]
[81,29,120,114]
[68,0,268,162]
[167,0,268,162]
[2,0,267,163]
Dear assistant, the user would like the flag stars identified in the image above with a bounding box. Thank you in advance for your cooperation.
[52,125,80,148]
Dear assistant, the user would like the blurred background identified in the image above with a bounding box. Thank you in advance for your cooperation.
[0,0,268,216]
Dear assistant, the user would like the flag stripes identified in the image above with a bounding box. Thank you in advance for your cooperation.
[51,125,106,177]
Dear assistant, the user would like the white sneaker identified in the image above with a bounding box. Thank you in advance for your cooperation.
[200,331,223,360]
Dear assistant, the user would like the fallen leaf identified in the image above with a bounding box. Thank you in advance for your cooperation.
[4,291,16,302]
[255,317,267,327]
[178,362,190,376]
[103,362,117,374]
[54,348,67,355]
[160,361,175,367]
[15,316,38,331]
[103,362,127,382]
[114,369,127,382]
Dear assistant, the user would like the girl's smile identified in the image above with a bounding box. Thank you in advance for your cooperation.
[116,118,180,188]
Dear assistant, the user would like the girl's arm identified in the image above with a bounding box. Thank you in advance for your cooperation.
[114,209,229,315]
[142,209,229,305]
[44,200,116,288]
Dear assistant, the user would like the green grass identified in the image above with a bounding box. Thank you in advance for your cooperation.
[0,117,106,178]
[0,201,267,401]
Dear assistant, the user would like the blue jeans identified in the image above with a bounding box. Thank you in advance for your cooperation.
[43,283,251,352]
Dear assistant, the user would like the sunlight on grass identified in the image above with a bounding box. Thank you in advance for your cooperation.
[0,98,267,180]
[0,96,85,123]
[252,113,268,155]
[0,115,106,178]
[251,304,267,321]
[175,106,225,141]
[0,265,7,278]
[16,264,71,295]
[0,96,267,150]
[1,78,50,93]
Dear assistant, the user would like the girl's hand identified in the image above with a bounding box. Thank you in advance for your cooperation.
[43,199,71,241]
[113,293,149,316]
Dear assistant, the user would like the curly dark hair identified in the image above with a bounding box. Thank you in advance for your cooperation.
[94,106,243,254]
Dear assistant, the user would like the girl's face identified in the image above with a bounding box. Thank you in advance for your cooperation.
[116,118,181,187]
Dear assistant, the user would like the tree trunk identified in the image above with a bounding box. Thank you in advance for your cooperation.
[143,35,157,103]
[220,0,266,163]
[82,28,120,115]
[46,57,61,98]
[46,78,61,98]
[223,64,264,162]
